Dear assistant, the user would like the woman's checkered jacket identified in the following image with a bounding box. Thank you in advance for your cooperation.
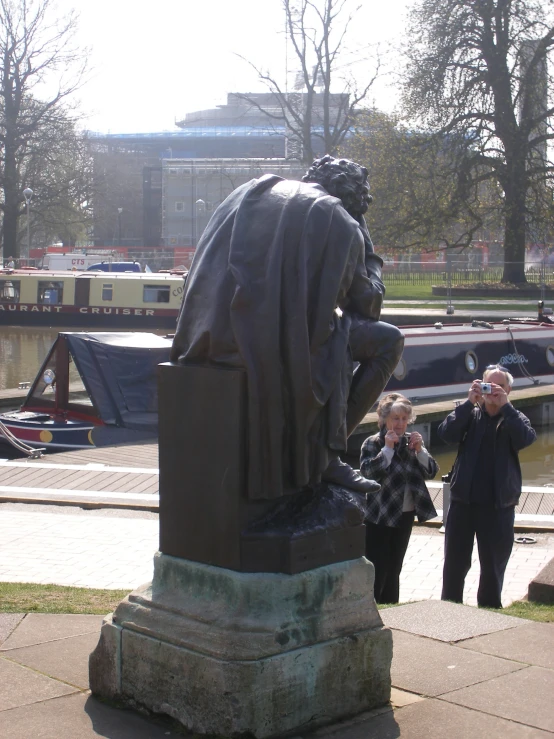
[360,430,439,527]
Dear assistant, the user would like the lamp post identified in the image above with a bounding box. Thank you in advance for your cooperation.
[192,198,206,248]
[446,250,455,315]
[117,207,123,247]
[23,188,33,262]
[195,198,206,247]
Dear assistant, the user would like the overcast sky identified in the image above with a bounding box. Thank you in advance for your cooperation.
[60,0,410,134]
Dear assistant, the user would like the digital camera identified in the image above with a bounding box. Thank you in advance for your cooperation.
[480,382,492,394]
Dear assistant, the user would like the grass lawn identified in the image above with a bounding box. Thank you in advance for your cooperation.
[0,582,131,614]
[385,300,538,313]
[383,283,438,300]
[383,283,438,301]
[383,281,546,304]
[382,283,546,314]
[2,582,552,622]
[370,600,554,622]
[496,600,554,622]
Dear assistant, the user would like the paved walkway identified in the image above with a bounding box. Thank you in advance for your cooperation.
[0,502,552,606]
[1,502,553,737]
[1,600,553,738]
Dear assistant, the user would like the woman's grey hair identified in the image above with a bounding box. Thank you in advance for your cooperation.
[376,393,416,427]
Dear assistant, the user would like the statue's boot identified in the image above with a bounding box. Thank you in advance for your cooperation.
[322,457,380,494]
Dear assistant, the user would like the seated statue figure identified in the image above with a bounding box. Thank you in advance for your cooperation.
[170,155,404,501]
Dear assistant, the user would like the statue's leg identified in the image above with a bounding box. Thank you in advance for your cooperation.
[346,319,405,436]
[322,319,402,494]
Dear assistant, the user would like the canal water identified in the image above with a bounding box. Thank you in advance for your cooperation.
[0,326,170,389]
[1,326,554,485]
[427,428,554,488]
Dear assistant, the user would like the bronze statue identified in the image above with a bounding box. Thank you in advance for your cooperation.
[171,155,404,501]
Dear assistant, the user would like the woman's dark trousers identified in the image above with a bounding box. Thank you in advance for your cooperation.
[441,501,515,609]
[365,512,414,604]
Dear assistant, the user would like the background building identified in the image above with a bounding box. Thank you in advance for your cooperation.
[88,92,346,259]
[161,158,304,265]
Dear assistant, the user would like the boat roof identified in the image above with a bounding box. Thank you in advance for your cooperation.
[399,319,552,336]
[0,269,184,280]
[61,332,172,429]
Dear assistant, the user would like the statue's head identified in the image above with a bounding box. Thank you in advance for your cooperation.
[302,155,372,217]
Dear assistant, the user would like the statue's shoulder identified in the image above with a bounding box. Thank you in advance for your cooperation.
[272,179,350,215]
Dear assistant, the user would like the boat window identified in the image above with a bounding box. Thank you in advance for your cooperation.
[393,358,407,381]
[68,356,94,407]
[29,356,57,402]
[0,279,20,302]
[102,283,113,301]
[547,346,554,367]
[143,284,170,303]
[37,280,64,305]
[465,351,478,373]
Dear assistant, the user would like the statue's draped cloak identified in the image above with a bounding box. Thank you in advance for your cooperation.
[171,175,367,500]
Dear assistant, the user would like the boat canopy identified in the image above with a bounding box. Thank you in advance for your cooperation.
[25,332,173,431]
[67,333,172,429]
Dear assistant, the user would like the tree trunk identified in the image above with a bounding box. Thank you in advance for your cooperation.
[501,156,528,284]
[2,50,21,261]
[2,201,19,260]
[2,140,20,260]
[501,200,527,283]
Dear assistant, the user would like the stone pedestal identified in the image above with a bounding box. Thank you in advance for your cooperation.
[90,553,392,738]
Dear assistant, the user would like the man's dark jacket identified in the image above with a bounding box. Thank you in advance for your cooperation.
[171,174,384,500]
[438,400,536,508]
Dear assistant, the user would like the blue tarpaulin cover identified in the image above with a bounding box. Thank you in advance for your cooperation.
[64,332,172,430]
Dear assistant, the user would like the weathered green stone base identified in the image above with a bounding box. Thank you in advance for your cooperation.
[89,553,392,738]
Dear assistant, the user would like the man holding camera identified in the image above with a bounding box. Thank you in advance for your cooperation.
[438,365,536,608]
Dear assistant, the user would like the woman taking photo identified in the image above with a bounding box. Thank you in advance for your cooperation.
[360,393,439,604]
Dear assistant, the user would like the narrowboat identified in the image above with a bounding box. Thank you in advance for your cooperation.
[0,269,186,328]
[0,332,172,453]
[2,316,554,455]
[387,317,554,399]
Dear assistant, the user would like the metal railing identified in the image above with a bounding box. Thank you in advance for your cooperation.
[382,261,554,286]
[5,256,554,284]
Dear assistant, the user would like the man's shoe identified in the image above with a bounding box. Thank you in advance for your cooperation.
[322,458,381,494]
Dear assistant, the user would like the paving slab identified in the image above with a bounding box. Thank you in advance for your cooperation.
[0,612,24,645]
[458,621,554,669]
[441,665,554,733]
[0,658,78,711]
[5,630,101,689]
[389,687,425,708]
[389,630,524,697]
[0,613,103,650]
[311,697,553,739]
[1,691,180,738]
[381,599,527,642]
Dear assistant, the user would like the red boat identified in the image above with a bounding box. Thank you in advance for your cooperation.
[0,332,172,455]
[3,313,554,457]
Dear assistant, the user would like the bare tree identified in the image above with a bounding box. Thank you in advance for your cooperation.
[403,0,554,283]
[237,0,379,163]
[0,0,87,259]
[24,121,95,248]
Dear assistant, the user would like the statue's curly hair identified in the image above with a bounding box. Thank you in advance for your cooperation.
[302,155,372,216]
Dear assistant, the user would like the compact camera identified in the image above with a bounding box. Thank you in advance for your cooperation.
[480,382,492,394]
